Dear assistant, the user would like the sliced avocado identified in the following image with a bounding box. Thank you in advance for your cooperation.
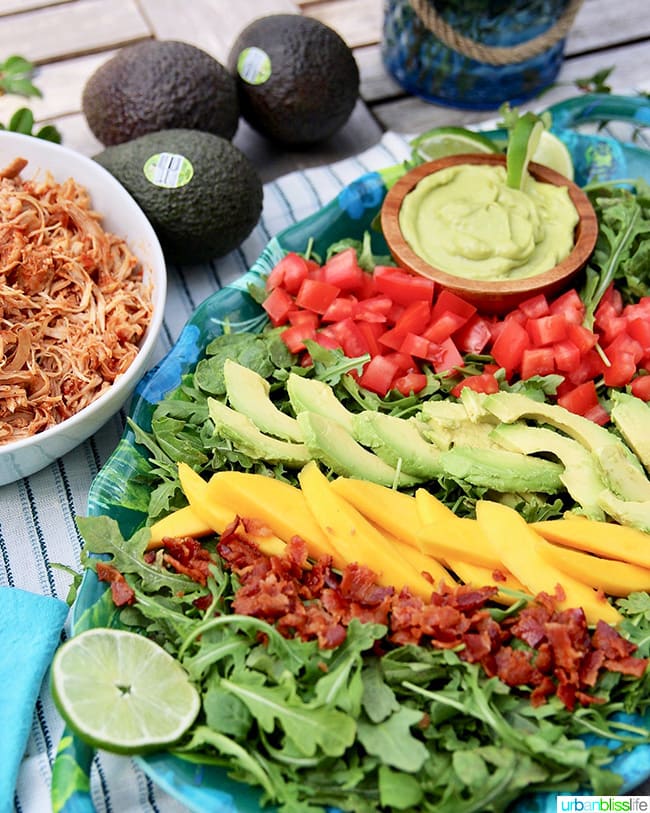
[296,412,420,487]
[286,373,355,434]
[483,391,650,502]
[458,387,492,421]
[207,398,310,467]
[420,400,498,451]
[352,412,444,478]
[597,491,650,532]
[439,446,563,494]
[223,359,302,442]
[491,423,606,519]
[610,391,650,471]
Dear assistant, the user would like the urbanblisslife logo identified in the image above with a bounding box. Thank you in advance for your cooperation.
[556,797,649,812]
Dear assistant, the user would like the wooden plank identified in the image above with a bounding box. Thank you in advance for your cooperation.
[301,0,382,48]
[0,0,73,15]
[370,40,650,135]
[566,0,650,56]
[0,0,151,64]
[137,0,300,63]
[0,52,115,124]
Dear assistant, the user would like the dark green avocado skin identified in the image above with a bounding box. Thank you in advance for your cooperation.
[228,14,359,147]
[83,40,240,146]
[94,129,263,264]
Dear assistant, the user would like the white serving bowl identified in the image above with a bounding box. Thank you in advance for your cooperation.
[0,131,167,486]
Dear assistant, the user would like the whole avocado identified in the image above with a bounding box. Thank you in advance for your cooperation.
[228,15,359,147]
[83,40,240,146]
[94,129,263,264]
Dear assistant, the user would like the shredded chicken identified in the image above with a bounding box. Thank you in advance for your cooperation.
[0,158,153,444]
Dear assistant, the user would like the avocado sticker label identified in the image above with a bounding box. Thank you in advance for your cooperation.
[237,47,271,85]
[143,153,194,188]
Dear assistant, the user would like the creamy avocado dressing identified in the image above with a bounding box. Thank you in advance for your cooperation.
[399,164,579,281]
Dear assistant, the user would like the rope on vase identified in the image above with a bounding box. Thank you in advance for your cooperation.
[408,0,585,65]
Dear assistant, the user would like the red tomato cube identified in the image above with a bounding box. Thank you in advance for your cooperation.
[295,278,340,314]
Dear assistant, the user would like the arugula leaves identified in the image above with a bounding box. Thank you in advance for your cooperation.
[75,513,650,812]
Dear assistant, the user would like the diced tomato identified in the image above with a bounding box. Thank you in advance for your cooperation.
[431,289,476,322]
[428,337,464,374]
[623,296,650,322]
[518,293,550,319]
[604,332,644,365]
[549,288,584,324]
[262,286,294,326]
[491,319,531,379]
[333,318,370,358]
[602,351,637,387]
[321,296,357,323]
[553,339,581,372]
[393,300,432,337]
[378,327,407,352]
[582,403,610,425]
[287,309,320,329]
[423,310,468,343]
[526,314,569,346]
[595,306,627,345]
[631,375,650,401]
[322,248,365,292]
[520,347,555,380]
[271,252,311,294]
[374,266,435,305]
[399,332,432,359]
[357,320,384,357]
[295,279,340,314]
[355,295,393,323]
[383,351,416,374]
[393,372,428,396]
[504,308,527,325]
[359,354,401,396]
[567,322,598,355]
[281,323,317,354]
[453,314,492,354]
[313,327,342,351]
[450,372,499,398]
[596,282,623,315]
[626,318,650,353]
[566,349,604,385]
[557,380,601,417]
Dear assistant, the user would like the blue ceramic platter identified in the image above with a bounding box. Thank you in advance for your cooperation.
[69,95,650,813]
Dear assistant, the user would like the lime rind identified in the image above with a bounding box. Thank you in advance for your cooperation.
[51,628,201,754]
[410,126,499,160]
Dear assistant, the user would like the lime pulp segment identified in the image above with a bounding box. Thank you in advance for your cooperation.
[410,126,499,160]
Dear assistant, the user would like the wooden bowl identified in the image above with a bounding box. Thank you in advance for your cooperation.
[380,153,598,314]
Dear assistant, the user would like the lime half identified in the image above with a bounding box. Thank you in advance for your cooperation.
[531,130,574,180]
[51,628,201,754]
[410,126,499,161]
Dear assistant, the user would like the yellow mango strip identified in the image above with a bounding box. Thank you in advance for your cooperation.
[447,559,526,605]
[205,469,337,563]
[533,518,650,569]
[298,461,435,599]
[329,477,422,548]
[476,501,621,626]
[373,523,455,585]
[416,519,502,570]
[178,463,286,558]
[536,538,650,597]
[147,504,213,549]
[414,488,458,523]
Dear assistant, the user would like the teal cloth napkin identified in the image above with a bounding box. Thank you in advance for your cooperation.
[0,586,69,813]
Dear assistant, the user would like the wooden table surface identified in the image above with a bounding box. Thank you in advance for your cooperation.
[0,0,648,182]
[1,0,648,806]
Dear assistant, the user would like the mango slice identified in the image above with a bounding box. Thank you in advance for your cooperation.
[147,504,213,549]
[536,539,650,596]
[533,517,650,569]
[298,461,435,599]
[477,500,621,625]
